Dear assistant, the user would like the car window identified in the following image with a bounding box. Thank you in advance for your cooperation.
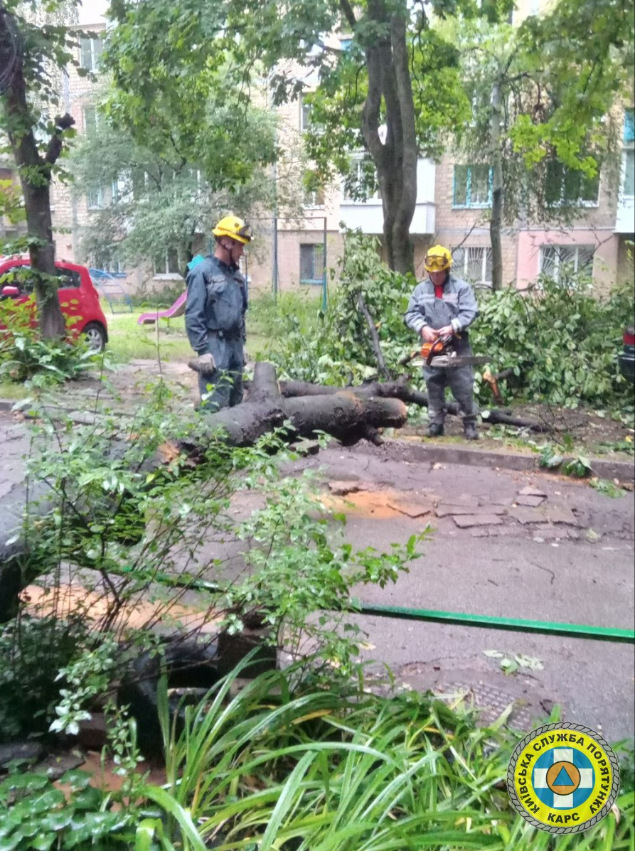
[0,265,35,294]
[56,267,82,289]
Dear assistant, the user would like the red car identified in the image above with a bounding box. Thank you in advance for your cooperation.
[0,256,109,352]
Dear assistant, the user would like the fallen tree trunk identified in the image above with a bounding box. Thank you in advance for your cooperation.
[179,370,408,449]
[2,362,549,622]
[270,378,548,430]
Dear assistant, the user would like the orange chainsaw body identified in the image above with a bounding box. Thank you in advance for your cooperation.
[421,336,454,361]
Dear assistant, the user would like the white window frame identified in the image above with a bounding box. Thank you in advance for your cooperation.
[86,186,105,210]
[82,106,101,139]
[451,246,493,289]
[621,149,635,201]
[539,244,595,283]
[545,161,600,208]
[153,247,184,278]
[341,156,381,204]
[79,35,104,72]
[620,110,635,201]
[300,94,312,132]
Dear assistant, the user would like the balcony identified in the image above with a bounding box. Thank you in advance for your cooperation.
[339,158,436,235]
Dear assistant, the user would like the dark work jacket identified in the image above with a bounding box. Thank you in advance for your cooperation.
[185,256,247,355]
[404,274,478,353]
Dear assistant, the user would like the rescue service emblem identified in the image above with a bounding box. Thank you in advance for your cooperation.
[507,722,620,834]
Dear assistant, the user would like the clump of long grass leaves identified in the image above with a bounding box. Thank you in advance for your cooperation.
[135,656,634,851]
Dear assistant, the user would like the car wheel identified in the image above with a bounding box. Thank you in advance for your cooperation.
[83,322,106,353]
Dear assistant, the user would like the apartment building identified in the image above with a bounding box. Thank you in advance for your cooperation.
[4,1,632,298]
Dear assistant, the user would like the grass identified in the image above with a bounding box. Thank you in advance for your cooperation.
[138,663,635,851]
[104,313,192,362]
[104,309,276,364]
[0,382,30,400]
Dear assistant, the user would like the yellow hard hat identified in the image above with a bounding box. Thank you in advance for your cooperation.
[424,244,452,272]
[212,215,252,245]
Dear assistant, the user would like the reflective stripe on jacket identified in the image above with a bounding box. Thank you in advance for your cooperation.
[404,274,478,336]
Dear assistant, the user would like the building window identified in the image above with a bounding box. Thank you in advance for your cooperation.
[154,247,183,276]
[86,186,105,209]
[623,150,635,199]
[624,108,634,144]
[80,35,104,71]
[544,161,599,206]
[622,110,635,200]
[452,246,493,288]
[300,95,312,132]
[300,244,324,284]
[303,187,325,208]
[342,157,380,203]
[82,106,101,139]
[94,249,124,275]
[540,245,595,282]
[453,165,492,208]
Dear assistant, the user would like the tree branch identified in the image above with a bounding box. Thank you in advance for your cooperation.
[45,113,75,166]
[357,292,391,380]
[338,0,357,32]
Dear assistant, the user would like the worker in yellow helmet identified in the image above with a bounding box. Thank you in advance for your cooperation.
[404,244,480,440]
[185,216,253,411]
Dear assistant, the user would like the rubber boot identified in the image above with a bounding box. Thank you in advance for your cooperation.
[428,422,444,438]
[464,421,479,441]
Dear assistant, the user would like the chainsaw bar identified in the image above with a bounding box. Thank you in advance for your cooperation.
[411,355,489,369]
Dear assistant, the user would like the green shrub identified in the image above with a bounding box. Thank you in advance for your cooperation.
[127,279,186,310]
[471,276,634,407]
[0,615,89,743]
[264,233,634,408]
[138,665,635,850]
[0,298,103,386]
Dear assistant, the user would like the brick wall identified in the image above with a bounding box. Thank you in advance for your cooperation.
[433,155,518,285]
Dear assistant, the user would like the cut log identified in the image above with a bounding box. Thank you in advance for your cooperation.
[183,384,408,449]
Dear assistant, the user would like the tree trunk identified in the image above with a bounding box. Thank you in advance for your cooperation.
[0,7,69,338]
[342,0,417,275]
[489,80,504,292]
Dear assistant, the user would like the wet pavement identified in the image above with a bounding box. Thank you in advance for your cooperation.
[1,408,633,741]
[298,444,635,740]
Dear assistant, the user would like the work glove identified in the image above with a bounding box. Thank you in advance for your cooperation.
[188,352,216,375]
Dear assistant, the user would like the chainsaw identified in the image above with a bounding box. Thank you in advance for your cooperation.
[413,334,489,369]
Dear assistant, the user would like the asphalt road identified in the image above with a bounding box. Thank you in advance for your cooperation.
[302,444,635,741]
[2,410,633,741]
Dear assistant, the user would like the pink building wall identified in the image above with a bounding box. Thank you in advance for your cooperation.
[516,229,621,294]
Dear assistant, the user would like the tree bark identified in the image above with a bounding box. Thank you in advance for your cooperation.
[343,0,417,274]
[489,80,504,291]
[0,7,70,339]
[357,292,391,380]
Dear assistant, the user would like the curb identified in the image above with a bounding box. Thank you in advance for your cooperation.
[373,439,635,482]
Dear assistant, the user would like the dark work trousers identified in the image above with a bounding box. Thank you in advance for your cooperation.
[198,332,244,412]
[423,363,478,426]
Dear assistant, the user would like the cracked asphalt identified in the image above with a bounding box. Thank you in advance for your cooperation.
[300,444,635,741]
[1,410,633,741]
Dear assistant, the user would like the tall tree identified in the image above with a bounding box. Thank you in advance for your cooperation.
[455,0,632,289]
[104,0,513,275]
[0,1,80,338]
[69,109,301,273]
